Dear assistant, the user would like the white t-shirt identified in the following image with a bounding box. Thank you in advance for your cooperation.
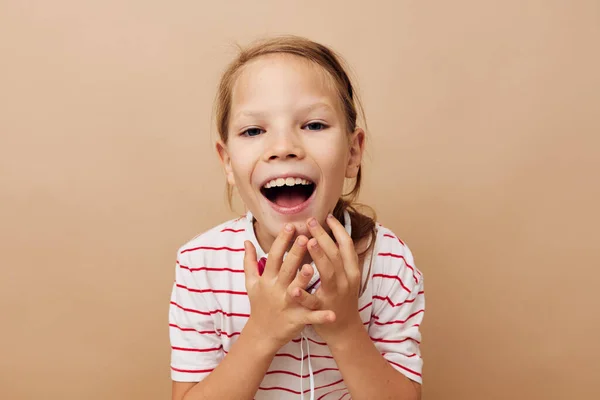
[169,211,425,399]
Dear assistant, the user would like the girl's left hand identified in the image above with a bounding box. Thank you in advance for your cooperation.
[289,214,365,343]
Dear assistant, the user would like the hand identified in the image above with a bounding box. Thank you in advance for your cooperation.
[242,224,336,354]
[290,215,365,343]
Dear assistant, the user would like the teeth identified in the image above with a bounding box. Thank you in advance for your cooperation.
[263,177,313,189]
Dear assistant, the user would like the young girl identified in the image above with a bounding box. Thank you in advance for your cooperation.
[169,36,425,400]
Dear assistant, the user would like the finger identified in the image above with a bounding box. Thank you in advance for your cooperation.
[243,241,259,286]
[264,223,295,278]
[307,217,345,279]
[288,263,314,291]
[288,286,323,310]
[277,236,308,286]
[303,310,336,325]
[326,214,360,281]
[307,237,337,291]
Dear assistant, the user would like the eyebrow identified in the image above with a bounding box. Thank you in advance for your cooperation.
[303,101,335,113]
[232,101,336,121]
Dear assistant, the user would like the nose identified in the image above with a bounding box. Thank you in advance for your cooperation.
[263,130,305,161]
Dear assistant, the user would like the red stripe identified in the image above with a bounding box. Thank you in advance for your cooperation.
[372,273,411,293]
[370,336,421,344]
[292,337,327,346]
[312,379,345,393]
[358,301,372,312]
[169,323,241,338]
[338,393,350,400]
[258,386,299,395]
[275,353,334,361]
[387,359,422,377]
[266,367,338,378]
[169,323,216,335]
[179,264,244,273]
[383,233,405,246]
[377,252,422,282]
[317,388,346,400]
[171,366,214,374]
[373,291,424,307]
[170,301,250,318]
[220,228,245,233]
[372,309,424,326]
[215,329,242,338]
[181,246,244,254]
[259,378,344,395]
[172,345,222,353]
[176,283,247,296]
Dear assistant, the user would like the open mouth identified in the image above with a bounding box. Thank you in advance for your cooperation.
[260,177,316,210]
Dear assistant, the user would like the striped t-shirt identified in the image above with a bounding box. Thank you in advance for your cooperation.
[169,212,425,399]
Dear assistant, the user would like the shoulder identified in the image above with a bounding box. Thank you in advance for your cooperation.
[371,223,423,287]
[177,215,248,261]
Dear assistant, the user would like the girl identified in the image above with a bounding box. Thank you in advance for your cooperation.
[169,36,425,400]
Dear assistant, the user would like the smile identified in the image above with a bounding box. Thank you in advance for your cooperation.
[260,176,317,215]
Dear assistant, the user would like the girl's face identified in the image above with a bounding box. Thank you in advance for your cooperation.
[217,54,364,250]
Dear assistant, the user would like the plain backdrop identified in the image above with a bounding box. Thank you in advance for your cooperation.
[1,1,599,399]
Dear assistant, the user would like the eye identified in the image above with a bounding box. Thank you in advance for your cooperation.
[242,127,265,137]
[303,122,328,131]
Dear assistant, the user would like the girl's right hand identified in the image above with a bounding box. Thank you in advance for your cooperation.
[242,224,336,353]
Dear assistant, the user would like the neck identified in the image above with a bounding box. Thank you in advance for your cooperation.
[253,218,275,254]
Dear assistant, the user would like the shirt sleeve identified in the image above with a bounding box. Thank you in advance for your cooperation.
[169,249,224,382]
[368,233,425,384]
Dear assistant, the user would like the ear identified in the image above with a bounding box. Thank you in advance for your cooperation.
[345,128,365,179]
[216,140,236,186]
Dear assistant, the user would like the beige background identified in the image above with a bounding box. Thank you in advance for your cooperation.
[1,1,599,399]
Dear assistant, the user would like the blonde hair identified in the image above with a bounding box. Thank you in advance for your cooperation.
[215,35,376,258]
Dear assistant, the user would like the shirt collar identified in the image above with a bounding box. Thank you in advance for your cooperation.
[242,209,352,291]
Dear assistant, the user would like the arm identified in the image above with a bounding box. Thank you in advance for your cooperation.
[302,216,424,400]
[173,321,278,400]
[172,226,335,400]
[327,320,421,400]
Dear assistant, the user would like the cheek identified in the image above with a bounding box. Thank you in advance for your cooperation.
[231,161,253,187]
[312,139,349,177]
[229,147,257,183]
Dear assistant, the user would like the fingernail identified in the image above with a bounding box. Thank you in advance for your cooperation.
[296,236,307,247]
[308,218,318,227]
[327,213,334,219]
[309,239,319,249]
[302,265,311,276]
[285,223,293,232]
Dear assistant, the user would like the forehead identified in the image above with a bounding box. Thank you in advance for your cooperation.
[230,54,341,115]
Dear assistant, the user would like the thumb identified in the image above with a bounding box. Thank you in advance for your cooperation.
[243,240,259,286]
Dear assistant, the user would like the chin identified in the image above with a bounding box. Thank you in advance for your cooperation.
[290,220,312,238]
[265,209,312,235]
